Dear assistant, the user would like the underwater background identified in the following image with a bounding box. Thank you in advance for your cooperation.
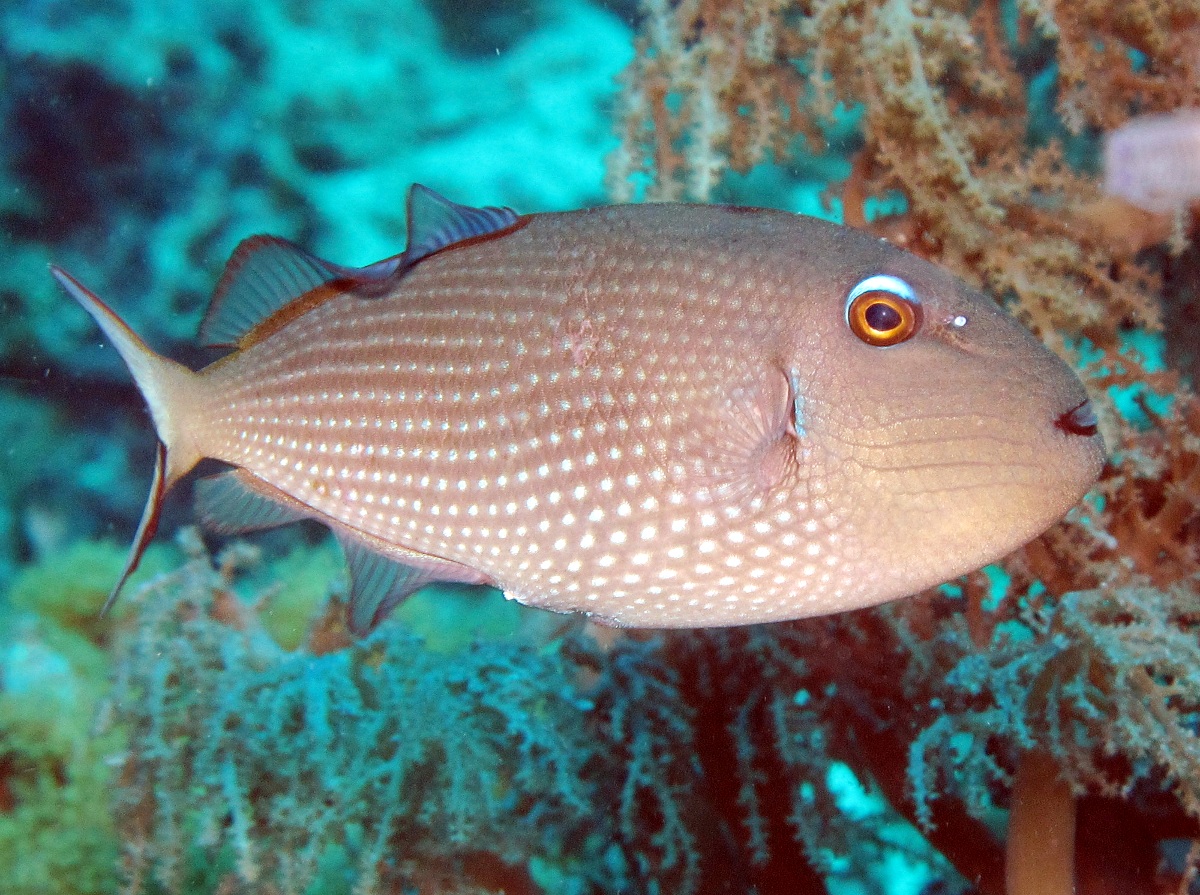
[2,1,1200,893]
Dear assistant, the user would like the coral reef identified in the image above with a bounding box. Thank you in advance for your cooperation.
[0,644,121,895]
[8,0,1200,892]
[0,542,154,895]
[104,532,697,895]
[608,0,1200,892]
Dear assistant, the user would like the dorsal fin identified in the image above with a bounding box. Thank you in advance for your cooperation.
[199,237,399,348]
[396,184,520,272]
[199,187,519,341]
[200,236,341,347]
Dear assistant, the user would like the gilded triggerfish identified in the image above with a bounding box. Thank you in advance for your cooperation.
[55,185,1104,634]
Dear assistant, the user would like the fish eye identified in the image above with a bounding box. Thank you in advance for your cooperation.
[845,274,922,347]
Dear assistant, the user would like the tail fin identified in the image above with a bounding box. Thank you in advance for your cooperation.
[52,266,205,614]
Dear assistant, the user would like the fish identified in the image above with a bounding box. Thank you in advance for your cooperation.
[54,184,1104,634]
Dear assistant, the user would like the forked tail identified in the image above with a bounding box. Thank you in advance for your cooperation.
[52,266,205,614]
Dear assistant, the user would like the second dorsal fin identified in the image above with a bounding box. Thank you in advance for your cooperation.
[199,237,400,348]
[200,236,345,348]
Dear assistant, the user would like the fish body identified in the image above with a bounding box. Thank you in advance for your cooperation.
[56,187,1104,632]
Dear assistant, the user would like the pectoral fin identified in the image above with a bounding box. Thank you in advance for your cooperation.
[687,367,799,505]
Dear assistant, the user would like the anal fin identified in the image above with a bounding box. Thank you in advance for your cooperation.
[339,534,491,636]
[341,537,445,636]
[338,530,492,633]
[194,467,488,637]
[194,468,311,534]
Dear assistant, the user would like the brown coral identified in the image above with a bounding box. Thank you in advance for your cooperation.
[612,0,1200,344]
[613,1,1200,892]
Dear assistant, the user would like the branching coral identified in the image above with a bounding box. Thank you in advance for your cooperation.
[611,0,1200,345]
[607,0,1200,892]
[108,539,596,895]
[104,532,712,895]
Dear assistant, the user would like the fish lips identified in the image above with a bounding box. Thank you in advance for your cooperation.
[1050,396,1106,495]
[1054,398,1100,439]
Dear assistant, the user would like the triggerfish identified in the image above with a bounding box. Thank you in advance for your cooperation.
[54,185,1104,634]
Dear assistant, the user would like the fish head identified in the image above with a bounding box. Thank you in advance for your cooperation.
[775,236,1105,609]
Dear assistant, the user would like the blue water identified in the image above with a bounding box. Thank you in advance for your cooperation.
[0,0,633,572]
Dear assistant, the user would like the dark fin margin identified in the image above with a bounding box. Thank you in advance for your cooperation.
[101,440,167,616]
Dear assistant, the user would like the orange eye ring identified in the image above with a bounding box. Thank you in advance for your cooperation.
[845,275,922,347]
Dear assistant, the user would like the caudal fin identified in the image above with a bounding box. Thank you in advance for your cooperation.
[52,266,205,614]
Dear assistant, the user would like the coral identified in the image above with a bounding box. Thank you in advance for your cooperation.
[234,537,344,651]
[8,539,176,642]
[105,534,704,895]
[0,538,173,895]
[0,597,127,895]
[609,0,1200,891]
[611,0,1200,347]
[568,633,703,894]
[0,672,122,895]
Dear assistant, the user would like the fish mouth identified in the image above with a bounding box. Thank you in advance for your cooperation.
[1054,398,1099,438]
